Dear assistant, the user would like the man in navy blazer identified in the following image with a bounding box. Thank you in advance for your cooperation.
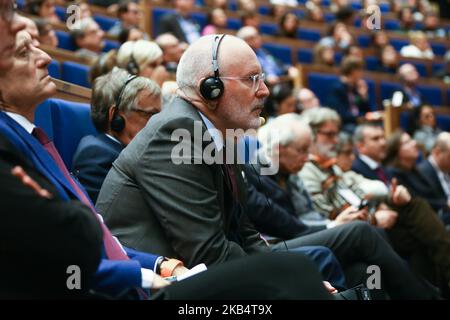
[417,132,450,224]
[0,29,181,298]
[352,124,392,184]
[72,69,161,203]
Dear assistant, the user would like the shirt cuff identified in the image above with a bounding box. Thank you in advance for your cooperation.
[326,220,337,229]
[141,268,155,289]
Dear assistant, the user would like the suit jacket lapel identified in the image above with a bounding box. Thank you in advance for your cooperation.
[1,112,80,200]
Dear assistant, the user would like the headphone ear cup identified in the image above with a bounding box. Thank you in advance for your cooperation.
[110,114,125,132]
[127,59,139,75]
[199,76,224,101]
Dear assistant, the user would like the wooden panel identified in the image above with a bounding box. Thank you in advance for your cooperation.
[53,78,91,104]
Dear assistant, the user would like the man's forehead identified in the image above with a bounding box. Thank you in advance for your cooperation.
[16,30,31,47]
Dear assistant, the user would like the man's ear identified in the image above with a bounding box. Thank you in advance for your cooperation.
[108,105,116,122]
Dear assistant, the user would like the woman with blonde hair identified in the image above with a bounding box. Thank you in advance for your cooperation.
[117,40,169,87]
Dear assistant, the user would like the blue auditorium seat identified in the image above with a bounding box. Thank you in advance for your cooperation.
[357,34,370,48]
[436,114,450,131]
[292,9,306,19]
[94,15,118,32]
[447,88,450,106]
[48,60,61,79]
[61,62,90,88]
[191,12,207,29]
[35,98,97,169]
[262,43,292,65]
[297,48,313,64]
[152,8,175,37]
[431,43,447,56]
[259,23,278,36]
[16,0,25,9]
[390,39,409,51]
[308,73,339,106]
[334,52,343,65]
[365,56,380,71]
[380,3,390,13]
[56,30,76,51]
[417,85,442,106]
[365,79,377,110]
[351,2,363,10]
[432,62,445,75]
[55,6,66,22]
[324,13,336,23]
[103,39,120,52]
[229,1,238,11]
[380,82,402,101]
[258,5,271,16]
[385,20,400,31]
[226,18,241,30]
[297,28,322,42]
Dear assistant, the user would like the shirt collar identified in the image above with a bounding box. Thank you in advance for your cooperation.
[105,133,122,145]
[359,154,380,170]
[197,110,224,152]
[5,112,35,134]
[428,155,443,176]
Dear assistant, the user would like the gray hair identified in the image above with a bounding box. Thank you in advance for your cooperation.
[300,107,341,135]
[336,132,353,153]
[258,113,312,161]
[176,35,218,92]
[434,132,450,151]
[91,68,161,132]
[117,40,163,71]
[353,123,382,144]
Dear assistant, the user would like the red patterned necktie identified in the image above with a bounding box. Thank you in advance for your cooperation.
[32,127,129,261]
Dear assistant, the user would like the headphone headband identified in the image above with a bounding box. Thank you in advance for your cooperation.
[199,34,226,102]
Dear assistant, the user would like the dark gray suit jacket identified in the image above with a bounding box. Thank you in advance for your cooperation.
[96,98,266,267]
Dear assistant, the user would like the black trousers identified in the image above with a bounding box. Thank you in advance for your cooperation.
[155,252,332,300]
[271,221,438,299]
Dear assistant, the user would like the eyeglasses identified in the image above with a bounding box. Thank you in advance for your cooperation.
[317,130,339,139]
[0,1,17,23]
[130,107,158,119]
[220,72,266,92]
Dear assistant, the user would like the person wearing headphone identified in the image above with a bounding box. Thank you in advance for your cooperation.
[117,40,169,88]
[72,68,161,203]
[96,35,352,294]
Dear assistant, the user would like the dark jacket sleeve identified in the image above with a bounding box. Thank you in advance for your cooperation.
[0,139,103,298]
[243,165,311,239]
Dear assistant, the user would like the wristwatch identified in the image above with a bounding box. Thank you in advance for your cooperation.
[160,259,184,278]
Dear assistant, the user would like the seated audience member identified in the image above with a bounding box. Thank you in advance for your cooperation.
[398,6,415,32]
[118,26,145,44]
[268,84,300,117]
[397,63,424,108]
[313,43,335,67]
[25,0,61,24]
[298,109,450,296]
[376,45,399,74]
[108,0,143,37]
[433,50,450,83]
[335,5,355,25]
[34,18,58,48]
[237,26,299,85]
[117,40,169,87]
[319,22,353,50]
[369,31,389,52]
[298,88,321,111]
[245,115,440,299]
[240,10,260,29]
[400,31,434,59]
[72,69,161,202]
[96,34,352,292]
[276,11,299,38]
[352,123,392,184]
[202,8,227,35]
[89,50,118,83]
[74,0,92,19]
[327,57,371,133]
[412,105,442,153]
[0,26,337,300]
[342,45,364,61]
[71,18,105,60]
[417,132,450,225]
[0,5,102,299]
[422,9,446,38]
[305,1,325,22]
[238,0,257,11]
[157,0,201,44]
[155,33,186,74]
[384,130,449,216]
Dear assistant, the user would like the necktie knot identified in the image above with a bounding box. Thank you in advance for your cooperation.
[32,127,51,145]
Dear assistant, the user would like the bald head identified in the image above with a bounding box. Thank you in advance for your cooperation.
[176,34,255,94]
[298,88,320,110]
[236,26,262,50]
[398,63,419,84]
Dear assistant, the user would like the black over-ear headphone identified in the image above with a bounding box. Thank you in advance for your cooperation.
[199,34,226,101]
[126,42,140,75]
[111,74,138,132]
